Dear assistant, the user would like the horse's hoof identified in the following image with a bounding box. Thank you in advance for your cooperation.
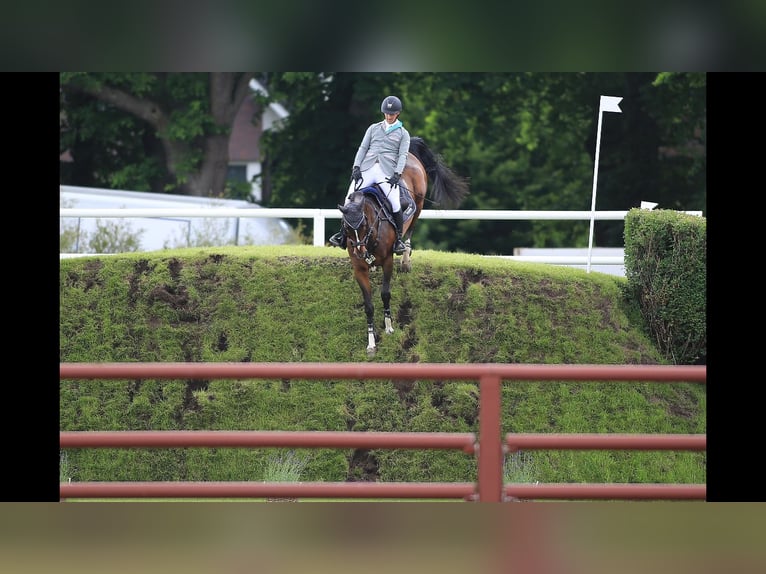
[366,347,376,358]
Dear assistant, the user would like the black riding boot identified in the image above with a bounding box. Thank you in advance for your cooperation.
[392,210,406,255]
[329,227,346,248]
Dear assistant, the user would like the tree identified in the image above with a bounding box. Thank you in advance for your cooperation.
[400,72,600,252]
[61,73,706,254]
[60,73,257,197]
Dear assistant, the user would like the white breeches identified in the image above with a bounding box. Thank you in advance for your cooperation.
[345,162,401,213]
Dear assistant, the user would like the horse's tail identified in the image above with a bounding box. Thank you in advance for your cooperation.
[408,136,470,208]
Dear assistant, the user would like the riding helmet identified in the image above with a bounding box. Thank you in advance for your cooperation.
[381,95,402,114]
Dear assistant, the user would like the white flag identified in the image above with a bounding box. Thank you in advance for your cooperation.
[600,95,623,113]
[587,95,624,273]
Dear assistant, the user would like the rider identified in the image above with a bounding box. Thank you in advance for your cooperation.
[329,95,410,254]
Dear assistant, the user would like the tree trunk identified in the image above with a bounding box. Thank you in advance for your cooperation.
[187,134,231,197]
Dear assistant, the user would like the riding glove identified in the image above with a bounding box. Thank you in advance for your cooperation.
[387,172,401,187]
[352,166,362,183]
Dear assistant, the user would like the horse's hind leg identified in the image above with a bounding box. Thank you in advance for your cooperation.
[400,241,412,272]
[400,217,417,272]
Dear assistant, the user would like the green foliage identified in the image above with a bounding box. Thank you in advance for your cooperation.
[60,246,704,486]
[60,73,256,196]
[87,220,144,253]
[62,73,705,254]
[59,223,80,253]
[504,450,540,483]
[442,383,479,425]
[224,180,255,201]
[60,74,168,193]
[59,216,144,254]
[162,216,237,249]
[624,209,706,364]
[59,450,74,483]
[262,450,311,482]
[261,72,706,254]
[107,158,165,192]
[60,196,146,253]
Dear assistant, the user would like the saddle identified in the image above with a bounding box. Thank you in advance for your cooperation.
[358,184,416,224]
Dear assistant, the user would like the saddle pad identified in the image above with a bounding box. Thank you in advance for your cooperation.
[359,185,415,222]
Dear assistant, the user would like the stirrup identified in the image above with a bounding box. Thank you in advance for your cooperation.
[329,232,345,247]
[393,239,406,255]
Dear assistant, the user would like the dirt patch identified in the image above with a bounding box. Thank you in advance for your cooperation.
[347,449,380,482]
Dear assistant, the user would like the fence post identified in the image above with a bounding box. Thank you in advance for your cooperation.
[314,213,327,246]
[477,375,503,502]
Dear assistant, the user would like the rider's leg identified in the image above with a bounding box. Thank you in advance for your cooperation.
[381,174,406,255]
[329,181,357,247]
[392,209,406,255]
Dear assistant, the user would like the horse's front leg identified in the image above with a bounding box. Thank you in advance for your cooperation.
[354,268,377,356]
[381,257,394,334]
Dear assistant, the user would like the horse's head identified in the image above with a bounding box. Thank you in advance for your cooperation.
[340,192,376,263]
[339,193,366,230]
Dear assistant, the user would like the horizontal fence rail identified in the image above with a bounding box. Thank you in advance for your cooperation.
[60,430,477,452]
[59,206,703,268]
[59,362,707,381]
[503,483,705,501]
[60,362,706,502]
[60,482,479,500]
[504,433,707,451]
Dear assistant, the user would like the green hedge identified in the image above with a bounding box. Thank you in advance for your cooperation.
[624,209,706,365]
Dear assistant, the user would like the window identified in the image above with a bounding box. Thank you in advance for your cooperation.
[227,165,247,183]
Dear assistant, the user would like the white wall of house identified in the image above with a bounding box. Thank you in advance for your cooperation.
[238,79,288,203]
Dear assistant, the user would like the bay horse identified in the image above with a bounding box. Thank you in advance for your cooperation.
[338,136,469,356]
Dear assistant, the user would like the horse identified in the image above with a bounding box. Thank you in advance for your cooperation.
[338,136,469,357]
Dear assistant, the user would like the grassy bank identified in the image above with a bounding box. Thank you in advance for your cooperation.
[60,245,705,486]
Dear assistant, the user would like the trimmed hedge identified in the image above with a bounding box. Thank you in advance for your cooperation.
[624,209,706,365]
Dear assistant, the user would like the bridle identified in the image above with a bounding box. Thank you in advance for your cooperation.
[343,195,384,265]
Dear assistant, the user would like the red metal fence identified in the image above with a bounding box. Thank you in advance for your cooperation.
[60,362,707,502]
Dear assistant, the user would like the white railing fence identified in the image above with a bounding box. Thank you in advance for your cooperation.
[59,206,703,273]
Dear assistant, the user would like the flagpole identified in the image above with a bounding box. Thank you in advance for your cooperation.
[587,95,622,273]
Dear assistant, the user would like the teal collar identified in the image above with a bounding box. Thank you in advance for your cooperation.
[384,119,402,133]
